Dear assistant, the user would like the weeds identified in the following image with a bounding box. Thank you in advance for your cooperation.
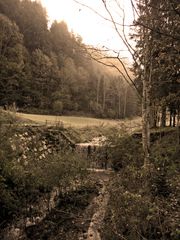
[102,130,179,240]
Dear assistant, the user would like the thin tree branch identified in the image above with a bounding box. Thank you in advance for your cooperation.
[87,49,142,99]
[115,0,136,53]
[73,0,133,27]
[101,0,137,63]
[130,0,140,19]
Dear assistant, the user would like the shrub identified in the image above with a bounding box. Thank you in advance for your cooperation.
[105,127,144,170]
[52,100,63,114]
[0,123,87,226]
[102,130,179,240]
[103,167,179,240]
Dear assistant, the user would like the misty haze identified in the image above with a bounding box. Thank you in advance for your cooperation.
[0,0,179,239]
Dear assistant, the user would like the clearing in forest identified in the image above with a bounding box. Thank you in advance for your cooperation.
[16,112,141,130]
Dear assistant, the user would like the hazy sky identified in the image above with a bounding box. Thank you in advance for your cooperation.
[40,0,134,58]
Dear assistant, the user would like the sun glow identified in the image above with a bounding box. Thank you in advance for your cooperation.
[41,0,134,58]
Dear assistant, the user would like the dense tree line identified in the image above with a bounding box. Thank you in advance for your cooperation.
[133,0,180,127]
[0,0,139,119]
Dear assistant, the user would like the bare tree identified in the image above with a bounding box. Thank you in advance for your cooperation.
[73,0,152,165]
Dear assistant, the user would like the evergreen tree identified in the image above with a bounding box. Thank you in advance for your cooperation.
[0,14,27,106]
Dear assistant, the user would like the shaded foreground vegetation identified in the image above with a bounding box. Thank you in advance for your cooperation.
[102,128,180,240]
[0,110,179,239]
[0,111,89,238]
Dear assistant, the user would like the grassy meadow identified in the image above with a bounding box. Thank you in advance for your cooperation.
[16,112,142,130]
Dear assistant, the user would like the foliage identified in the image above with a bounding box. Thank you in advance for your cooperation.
[105,126,144,170]
[0,14,27,106]
[102,130,179,240]
[0,0,139,119]
[0,121,86,226]
[133,0,180,127]
[52,100,63,114]
[0,109,17,124]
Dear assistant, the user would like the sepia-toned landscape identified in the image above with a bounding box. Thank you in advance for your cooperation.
[0,0,179,239]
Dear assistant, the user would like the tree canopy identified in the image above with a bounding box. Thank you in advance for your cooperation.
[0,0,139,119]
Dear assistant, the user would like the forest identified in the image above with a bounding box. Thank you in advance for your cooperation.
[0,0,139,119]
[0,0,179,240]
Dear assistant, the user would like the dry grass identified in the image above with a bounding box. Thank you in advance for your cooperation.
[16,112,142,130]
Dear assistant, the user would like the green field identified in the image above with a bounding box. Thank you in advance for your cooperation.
[16,112,141,130]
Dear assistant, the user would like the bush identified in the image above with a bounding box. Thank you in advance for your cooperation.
[102,130,179,240]
[0,109,17,124]
[0,123,87,226]
[52,100,63,114]
[105,127,144,170]
[103,168,179,240]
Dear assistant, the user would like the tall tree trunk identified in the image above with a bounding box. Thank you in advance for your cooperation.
[142,74,151,166]
[142,6,152,166]
[150,102,157,128]
[142,53,151,166]
[161,105,166,127]
[173,111,176,127]
[169,110,172,127]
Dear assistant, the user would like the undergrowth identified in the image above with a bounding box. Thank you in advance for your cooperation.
[0,113,87,234]
[102,128,179,240]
